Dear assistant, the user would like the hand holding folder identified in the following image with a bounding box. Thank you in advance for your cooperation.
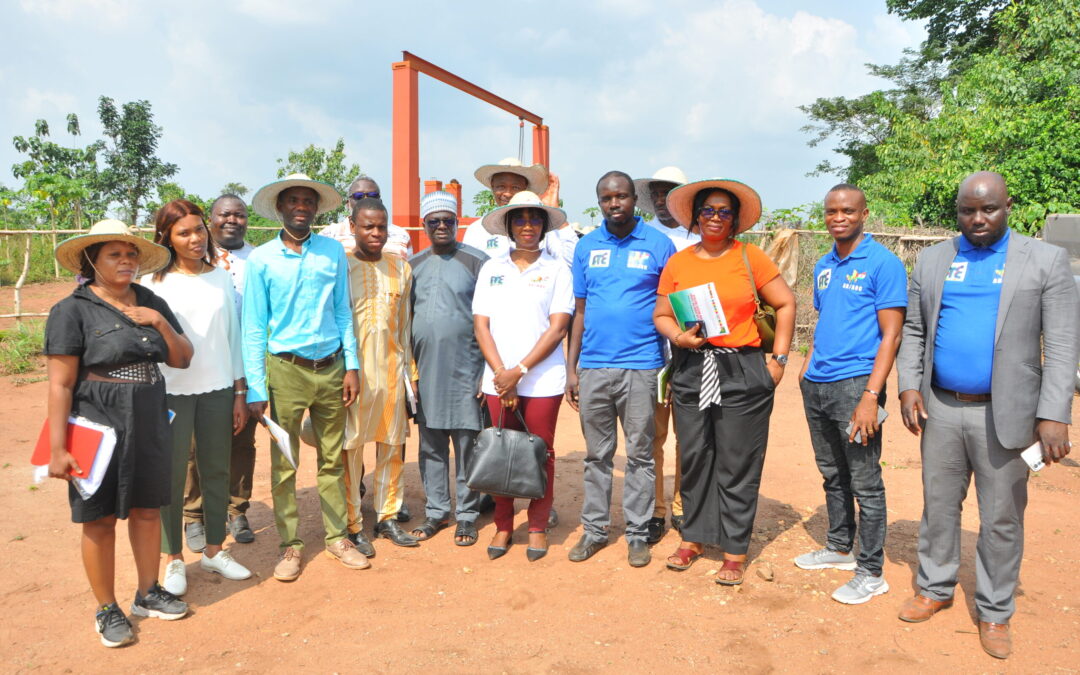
[31,416,117,499]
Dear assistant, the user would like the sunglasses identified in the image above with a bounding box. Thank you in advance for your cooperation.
[699,207,735,221]
[349,191,380,200]
[425,217,457,227]
[510,215,545,227]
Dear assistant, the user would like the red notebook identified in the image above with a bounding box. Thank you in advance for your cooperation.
[31,418,104,479]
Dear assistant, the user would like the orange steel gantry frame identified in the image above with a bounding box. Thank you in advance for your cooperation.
[391,51,549,247]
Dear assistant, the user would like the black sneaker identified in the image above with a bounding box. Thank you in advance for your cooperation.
[95,602,133,648]
[130,582,188,621]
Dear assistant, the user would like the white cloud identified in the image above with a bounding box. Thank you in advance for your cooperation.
[18,0,134,26]
[17,88,78,119]
[233,0,345,24]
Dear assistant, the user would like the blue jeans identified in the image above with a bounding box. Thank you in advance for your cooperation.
[799,375,887,576]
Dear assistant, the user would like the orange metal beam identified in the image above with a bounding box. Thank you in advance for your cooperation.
[391,61,420,248]
[400,51,543,126]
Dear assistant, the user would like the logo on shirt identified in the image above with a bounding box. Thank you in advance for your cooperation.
[528,274,550,288]
[816,268,831,291]
[485,237,501,250]
[489,275,504,286]
[626,251,651,270]
[945,261,968,283]
[993,268,1004,284]
[842,269,866,292]
[589,250,611,268]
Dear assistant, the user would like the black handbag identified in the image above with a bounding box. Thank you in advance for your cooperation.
[466,407,548,500]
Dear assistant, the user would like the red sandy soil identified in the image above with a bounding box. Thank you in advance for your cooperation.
[1,281,1078,673]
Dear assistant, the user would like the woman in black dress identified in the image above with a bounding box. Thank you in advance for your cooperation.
[45,220,194,647]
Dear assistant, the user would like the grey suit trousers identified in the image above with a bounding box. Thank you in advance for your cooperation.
[917,386,1029,624]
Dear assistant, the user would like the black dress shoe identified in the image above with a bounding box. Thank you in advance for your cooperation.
[547,507,559,529]
[526,547,548,562]
[374,519,420,547]
[487,534,512,560]
[228,515,255,544]
[646,517,665,545]
[671,514,684,533]
[185,521,206,553]
[628,540,652,567]
[394,502,412,523]
[348,531,376,557]
[568,534,607,562]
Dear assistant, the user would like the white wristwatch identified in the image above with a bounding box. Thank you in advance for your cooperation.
[516,363,529,375]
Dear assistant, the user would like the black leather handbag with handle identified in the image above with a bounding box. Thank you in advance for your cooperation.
[466,406,548,500]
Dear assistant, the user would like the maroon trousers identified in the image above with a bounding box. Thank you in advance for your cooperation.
[484,394,561,533]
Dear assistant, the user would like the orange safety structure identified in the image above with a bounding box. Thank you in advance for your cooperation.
[391,51,549,250]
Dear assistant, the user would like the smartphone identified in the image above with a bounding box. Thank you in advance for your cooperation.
[1021,441,1046,472]
[684,320,708,339]
[845,406,890,444]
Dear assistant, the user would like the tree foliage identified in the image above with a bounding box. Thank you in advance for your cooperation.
[11,114,105,227]
[97,96,178,226]
[275,138,359,225]
[803,0,1080,233]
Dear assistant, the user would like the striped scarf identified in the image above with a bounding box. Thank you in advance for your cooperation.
[693,346,740,409]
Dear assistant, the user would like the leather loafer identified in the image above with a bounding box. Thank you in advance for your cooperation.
[348,531,376,558]
[374,519,420,547]
[898,594,953,623]
[394,502,412,523]
[228,514,255,544]
[646,517,665,545]
[670,514,684,533]
[628,540,651,567]
[979,621,1011,659]
[568,535,607,562]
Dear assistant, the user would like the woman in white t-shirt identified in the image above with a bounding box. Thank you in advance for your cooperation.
[472,192,574,562]
[142,199,252,595]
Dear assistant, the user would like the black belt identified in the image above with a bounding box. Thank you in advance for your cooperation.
[79,362,161,384]
[273,349,341,371]
[940,388,991,403]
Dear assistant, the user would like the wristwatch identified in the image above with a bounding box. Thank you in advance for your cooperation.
[771,354,789,367]
[516,363,530,375]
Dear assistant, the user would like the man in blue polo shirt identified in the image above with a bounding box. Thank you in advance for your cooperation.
[565,170,676,568]
[796,184,907,604]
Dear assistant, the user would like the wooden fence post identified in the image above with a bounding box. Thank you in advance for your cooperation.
[14,234,32,323]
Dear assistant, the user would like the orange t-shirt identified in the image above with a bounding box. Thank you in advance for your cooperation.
[657,240,780,348]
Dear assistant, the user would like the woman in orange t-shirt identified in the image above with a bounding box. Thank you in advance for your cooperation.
[652,179,795,585]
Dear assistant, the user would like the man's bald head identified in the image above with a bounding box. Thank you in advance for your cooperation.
[956,171,1012,248]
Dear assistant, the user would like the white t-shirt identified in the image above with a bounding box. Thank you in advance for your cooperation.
[140,266,245,396]
[321,219,413,258]
[647,220,701,250]
[472,252,575,397]
[213,242,254,314]
[462,220,577,270]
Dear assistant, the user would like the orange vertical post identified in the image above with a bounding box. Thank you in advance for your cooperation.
[444,180,463,220]
[423,179,443,194]
[540,125,550,169]
[392,61,421,251]
[532,125,544,168]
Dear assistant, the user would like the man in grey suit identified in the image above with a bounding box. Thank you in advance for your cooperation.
[896,171,1079,659]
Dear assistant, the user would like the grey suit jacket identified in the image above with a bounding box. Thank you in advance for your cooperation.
[897,232,1080,449]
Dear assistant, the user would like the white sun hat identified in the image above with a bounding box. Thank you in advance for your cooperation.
[251,173,343,221]
[473,157,549,194]
[632,166,690,215]
[480,190,567,236]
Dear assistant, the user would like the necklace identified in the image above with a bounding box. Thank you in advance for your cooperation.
[173,259,208,276]
[282,227,312,243]
[696,239,734,258]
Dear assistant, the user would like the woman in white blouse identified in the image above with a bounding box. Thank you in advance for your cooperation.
[142,199,251,594]
[473,191,575,562]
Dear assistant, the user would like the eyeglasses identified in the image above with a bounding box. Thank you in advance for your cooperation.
[510,215,545,227]
[425,217,457,227]
[349,191,380,200]
[699,207,735,221]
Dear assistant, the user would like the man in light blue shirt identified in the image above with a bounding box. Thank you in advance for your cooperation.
[243,173,366,580]
[566,171,676,568]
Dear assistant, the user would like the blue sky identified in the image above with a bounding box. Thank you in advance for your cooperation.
[0,0,925,226]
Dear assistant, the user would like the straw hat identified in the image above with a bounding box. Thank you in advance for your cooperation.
[473,157,549,194]
[632,166,689,215]
[666,178,763,234]
[54,219,171,275]
[480,191,567,237]
[251,173,343,221]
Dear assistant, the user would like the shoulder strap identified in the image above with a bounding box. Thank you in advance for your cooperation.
[739,242,763,311]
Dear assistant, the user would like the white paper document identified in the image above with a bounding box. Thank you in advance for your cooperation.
[403,372,417,415]
[263,415,297,470]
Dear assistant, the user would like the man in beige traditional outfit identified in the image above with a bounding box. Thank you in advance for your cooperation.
[343,198,421,550]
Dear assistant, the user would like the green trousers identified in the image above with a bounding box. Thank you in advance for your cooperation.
[266,354,349,550]
[161,387,232,555]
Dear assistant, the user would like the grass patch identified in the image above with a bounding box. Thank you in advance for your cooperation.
[0,321,45,375]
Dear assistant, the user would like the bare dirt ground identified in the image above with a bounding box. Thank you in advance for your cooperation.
[1,281,1078,673]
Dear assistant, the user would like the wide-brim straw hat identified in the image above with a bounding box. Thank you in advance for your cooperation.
[480,190,567,237]
[55,219,171,275]
[666,178,763,234]
[632,166,689,216]
[251,173,343,221]
[474,157,549,194]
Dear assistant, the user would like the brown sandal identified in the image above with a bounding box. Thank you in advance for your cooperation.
[715,558,746,585]
[666,547,703,571]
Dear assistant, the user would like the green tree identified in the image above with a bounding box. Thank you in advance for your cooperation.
[144,182,210,221]
[12,114,105,227]
[582,206,600,226]
[886,0,1012,68]
[275,138,359,225]
[221,182,248,197]
[472,189,496,217]
[97,96,178,226]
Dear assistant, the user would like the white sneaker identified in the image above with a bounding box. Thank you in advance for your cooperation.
[793,547,857,571]
[832,572,890,605]
[163,559,187,596]
[200,550,252,580]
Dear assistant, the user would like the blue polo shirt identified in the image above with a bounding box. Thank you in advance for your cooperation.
[932,230,1010,394]
[573,217,676,369]
[805,234,907,383]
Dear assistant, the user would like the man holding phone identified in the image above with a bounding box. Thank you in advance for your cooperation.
[795,184,907,605]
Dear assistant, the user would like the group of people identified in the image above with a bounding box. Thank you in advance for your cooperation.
[43,158,1077,660]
